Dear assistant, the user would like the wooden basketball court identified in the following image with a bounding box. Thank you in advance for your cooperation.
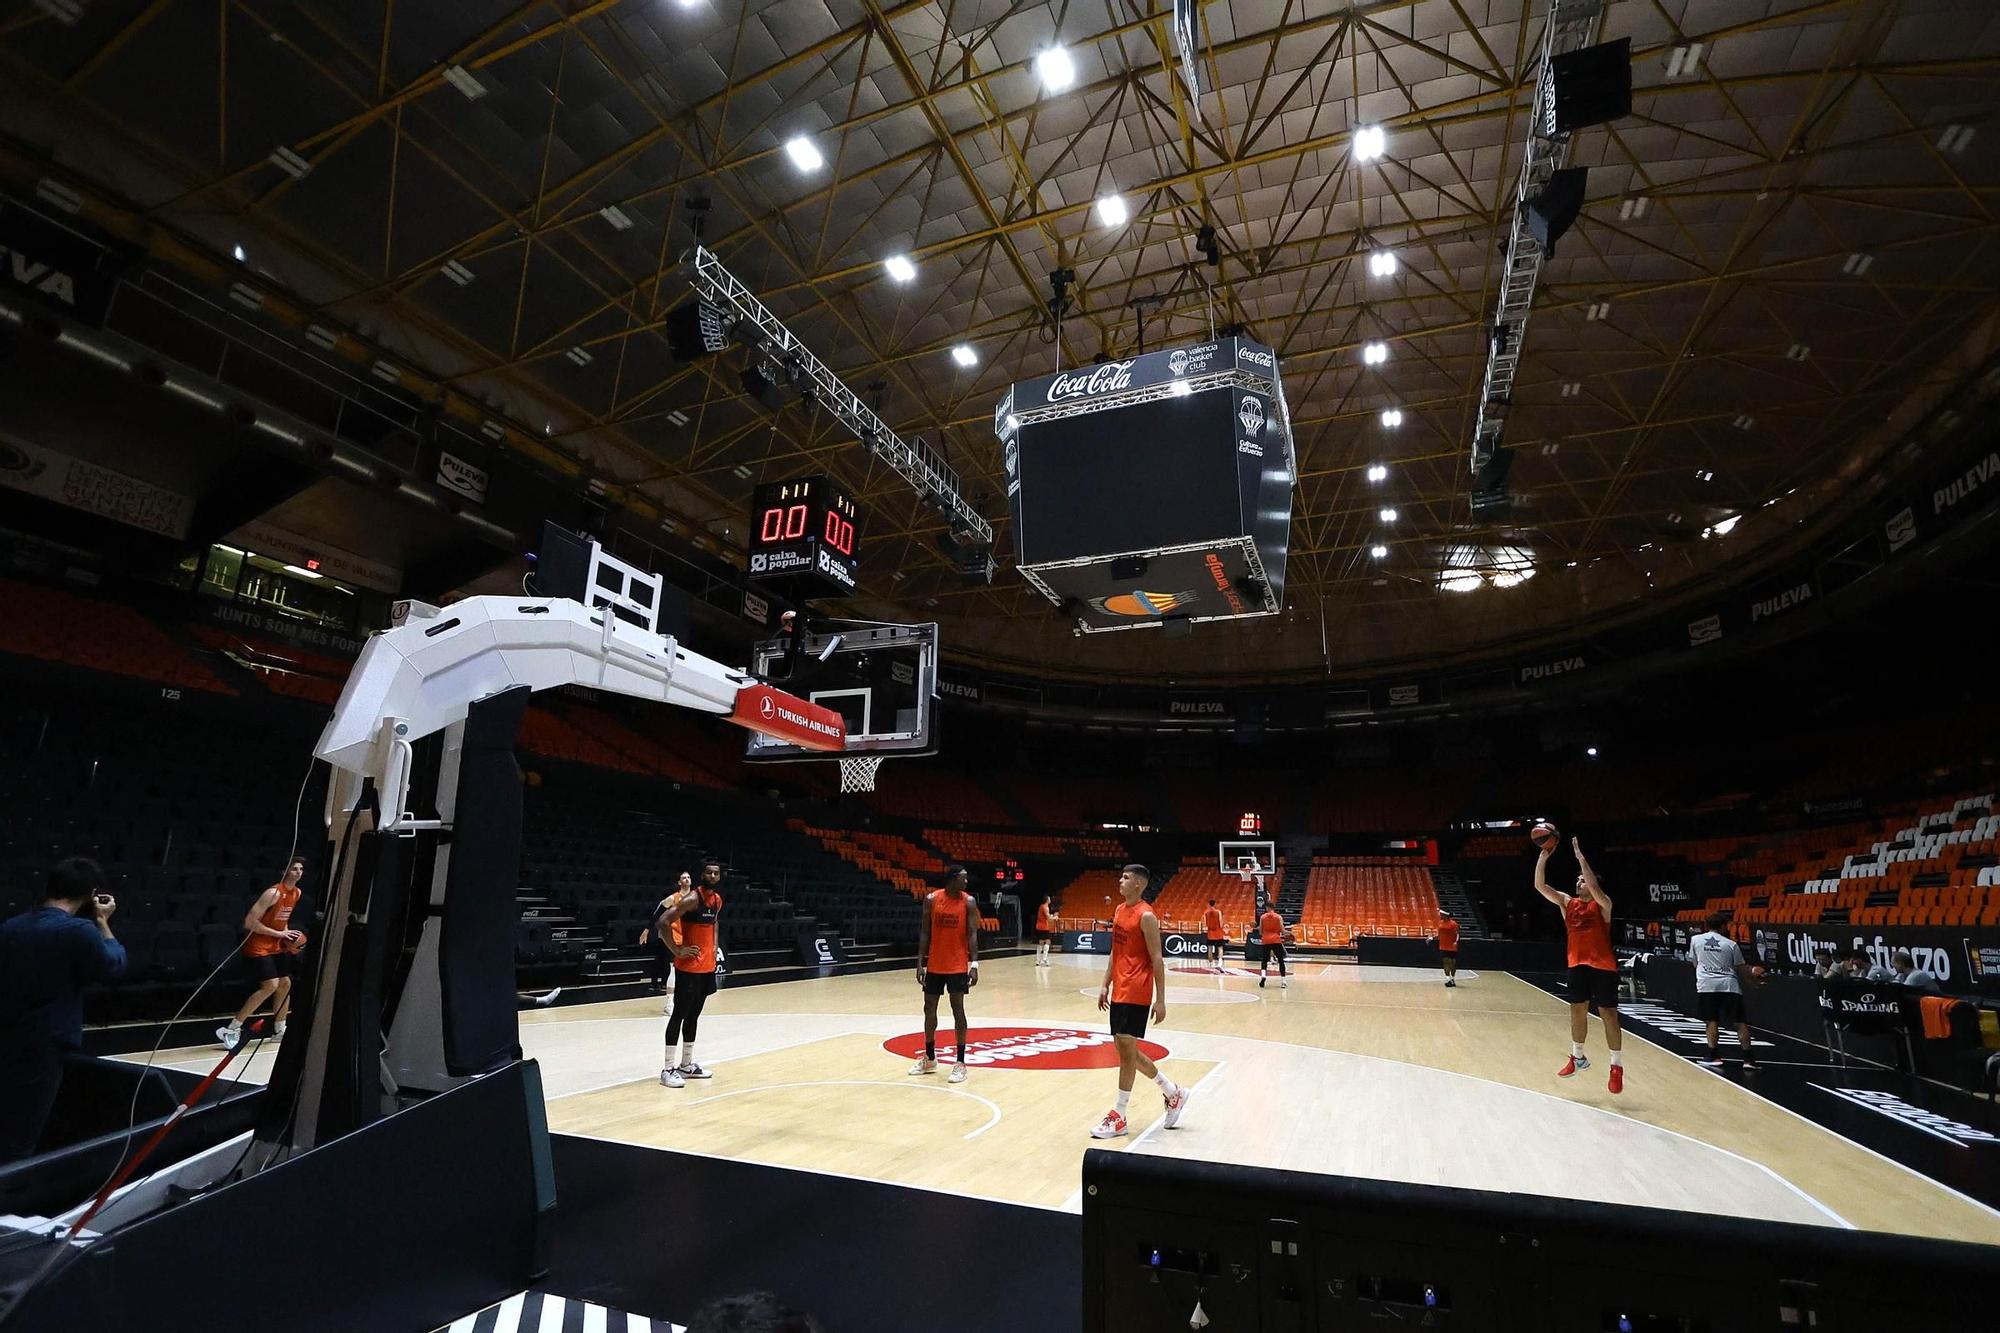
[151,952,2000,1244]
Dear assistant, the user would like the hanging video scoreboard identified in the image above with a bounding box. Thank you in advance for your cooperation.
[747,474,860,597]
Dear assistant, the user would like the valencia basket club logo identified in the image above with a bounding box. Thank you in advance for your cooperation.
[1168,348,1189,375]
[883,1027,1167,1069]
[1238,395,1265,436]
[1089,589,1199,617]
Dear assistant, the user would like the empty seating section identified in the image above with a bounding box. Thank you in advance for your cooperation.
[1302,858,1441,947]
[188,625,347,705]
[1052,868,1125,928]
[2,578,233,694]
[1011,775,1140,829]
[868,765,1013,824]
[791,821,947,897]
[1676,793,2000,932]
[924,829,1125,862]
[1149,860,1273,936]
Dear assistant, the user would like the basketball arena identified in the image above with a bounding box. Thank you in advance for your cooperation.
[2,2,2000,1330]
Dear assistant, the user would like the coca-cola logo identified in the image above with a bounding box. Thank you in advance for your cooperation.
[1238,396,1265,435]
[1047,361,1135,402]
[1238,346,1275,369]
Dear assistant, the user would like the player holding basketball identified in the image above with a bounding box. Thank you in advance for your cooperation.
[658,860,724,1088]
[217,858,306,1051]
[1093,865,1188,1138]
[1535,836,1624,1093]
[1203,899,1225,967]
[1257,903,1289,989]
[1033,896,1054,967]
[1437,910,1460,987]
[911,866,979,1083]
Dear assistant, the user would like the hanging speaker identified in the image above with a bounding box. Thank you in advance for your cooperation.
[664,299,731,363]
[1526,168,1589,257]
[1547,39,1632,135]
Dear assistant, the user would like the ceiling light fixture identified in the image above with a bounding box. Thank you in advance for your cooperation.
[1379,507,1398,522]
[784,136,823,171]
[1353,124,1387,162]
[1368,249,1398,277]
[1366,464,1388,482]
[1380,408,1403,428]
[951,344,978,368]
[1362,341,1388,366]
[1370,544,1388,559]
[1441,573,1483,593]
[1095,193,1129,227]
[884,254,917,283]
[1036,46,1076,93]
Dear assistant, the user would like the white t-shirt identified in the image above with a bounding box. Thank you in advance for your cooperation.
[1690,931,1743,994]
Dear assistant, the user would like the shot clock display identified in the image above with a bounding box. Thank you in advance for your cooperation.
[747,474,860,597]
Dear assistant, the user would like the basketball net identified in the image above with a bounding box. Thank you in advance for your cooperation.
[838,754,884,794]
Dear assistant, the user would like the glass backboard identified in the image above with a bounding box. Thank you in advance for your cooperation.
[744,621,938,761]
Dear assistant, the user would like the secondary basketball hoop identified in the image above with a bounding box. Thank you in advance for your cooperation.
[743,620,939,793]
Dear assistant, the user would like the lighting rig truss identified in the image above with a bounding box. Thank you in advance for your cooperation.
[1471,0,1606,469]
[685,245,993,545]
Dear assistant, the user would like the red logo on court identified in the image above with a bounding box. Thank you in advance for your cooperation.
[882,1026,1167,1069]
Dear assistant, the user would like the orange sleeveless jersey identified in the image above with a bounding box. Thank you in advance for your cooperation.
[243,884,300,958]
[1035,901,1052,931]
[1203,907,1223,940]
[1564,896,1614,970]
[1109,899,1157,1004]
[1259,910,1283,945]
[676,887,723,974]
[1437,919,1460,951]
[926,890,972,974]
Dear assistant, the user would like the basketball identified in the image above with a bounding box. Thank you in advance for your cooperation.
[1750,965,1766,982]
[1530,821,1560,850]
[286,931,309,955]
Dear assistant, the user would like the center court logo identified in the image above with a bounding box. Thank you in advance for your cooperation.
[882,1027,1167,1069]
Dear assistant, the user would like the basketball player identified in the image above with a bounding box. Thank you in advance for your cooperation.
[641,871,691,1005]
[1690,912,1758,1072]
[217,858,306,1051]
[1437,910,1460,987]
[1257,903,1288,989]
[658,860,724,1088]
[1535,837,1623,1093]
[1203,899,1224,967]
[1093,865,1188,1138]
[911,866,979,1082]
[1033,896,1054,967]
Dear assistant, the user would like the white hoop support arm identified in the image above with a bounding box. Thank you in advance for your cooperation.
[316,597,845,817]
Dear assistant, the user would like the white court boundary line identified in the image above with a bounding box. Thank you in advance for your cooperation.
[1567,981,2000,1225]
[1062,1059,1234,1211]
[540,1029,864,1104]
[681,1078,1003,1141]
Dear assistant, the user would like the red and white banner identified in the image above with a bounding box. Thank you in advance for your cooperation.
[727,683,846,753]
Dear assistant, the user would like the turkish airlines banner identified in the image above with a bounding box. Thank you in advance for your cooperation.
[726,684,845,753]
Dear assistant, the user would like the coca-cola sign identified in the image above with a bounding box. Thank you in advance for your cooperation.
[1046,361,1135,402]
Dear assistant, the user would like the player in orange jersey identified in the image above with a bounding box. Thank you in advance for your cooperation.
[1437,911,1460,987]
[217,858,306,1051]
[1535,837,1624,1094]
[1033,896,1055,967]
[1092,865,1187,1138]
[1203,899,1225,967]
[658,860,725,1088]
[912,866,979,1083]
[1257,904,1289,989]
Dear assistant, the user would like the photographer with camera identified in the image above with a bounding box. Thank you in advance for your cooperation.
[0,856,127,1162]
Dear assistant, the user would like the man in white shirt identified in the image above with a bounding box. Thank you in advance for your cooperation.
[1689,913,1758,1072]
[1892,950,1942,994]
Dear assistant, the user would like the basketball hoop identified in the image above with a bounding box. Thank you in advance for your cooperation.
[838,754,884,793]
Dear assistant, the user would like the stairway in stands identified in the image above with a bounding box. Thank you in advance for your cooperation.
[1431,867,1487,937]
[1275,834,1316,917]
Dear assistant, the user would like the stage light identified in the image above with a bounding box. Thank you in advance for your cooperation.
[1362,341,1388,366]
[1371,544,1388,559]
[784,136,823,171]
[1096,193,1129,227]
[1036,46,1075,93]
[1368,250,1398,277]
[951,344,978,368]
[1168,379,1193,396]
[232,244,247,263]
[884,254,917,283]
[1353,124,1386,162]
[1379,507,1398,522]
[1713,514,1740,536]
[1367,464,1388,482]
[1586,746,1599,757]
[1380,408,1403,428]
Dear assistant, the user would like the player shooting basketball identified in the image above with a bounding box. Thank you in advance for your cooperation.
[1533,831,1624,1095]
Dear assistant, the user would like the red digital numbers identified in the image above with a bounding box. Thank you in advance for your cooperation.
[761,504,809,543]
[823,510,855,556]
